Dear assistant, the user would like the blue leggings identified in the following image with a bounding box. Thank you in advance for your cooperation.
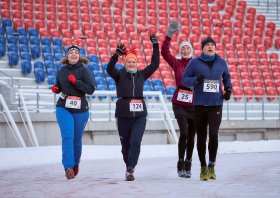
[56,107,89,170]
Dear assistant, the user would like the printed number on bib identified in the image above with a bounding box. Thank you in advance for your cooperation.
[65,96,81,109]
[203,80,219,93]
[177,90,193,103]
[130,100,144,112]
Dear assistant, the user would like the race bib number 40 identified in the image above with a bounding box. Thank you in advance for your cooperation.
[65,96,81,109]
[130,100,144,112]
[177,90,193,103]
[203,80,219,93]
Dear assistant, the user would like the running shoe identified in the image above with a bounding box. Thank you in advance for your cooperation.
[208,164,216,180]
[185,161,192,178]
[125,168,135,181]
[200,166,208,181]
[65,168,74,179]
[73,165,79,177]
[177,161,187,177]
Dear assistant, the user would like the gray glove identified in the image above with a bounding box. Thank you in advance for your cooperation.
[166,20,179,38]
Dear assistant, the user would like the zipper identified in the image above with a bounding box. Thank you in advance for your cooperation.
[132,74,135,117]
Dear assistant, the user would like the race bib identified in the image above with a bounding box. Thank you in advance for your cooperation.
[65,96,81,109]
[203,80,219,93]
[130,100,144,112]
[177,90,193,103]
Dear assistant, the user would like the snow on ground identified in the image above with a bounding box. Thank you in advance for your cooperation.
[1,141,280,198]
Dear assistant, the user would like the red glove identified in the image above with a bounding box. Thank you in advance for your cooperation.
[68,73,77,84]
[52,84,60,93]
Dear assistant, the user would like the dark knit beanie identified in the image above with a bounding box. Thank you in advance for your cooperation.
[67,44,80,56]
[201,37,216,50]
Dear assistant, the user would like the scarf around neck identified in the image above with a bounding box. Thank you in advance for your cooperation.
[203,53,216,61]
[125,68,137,74]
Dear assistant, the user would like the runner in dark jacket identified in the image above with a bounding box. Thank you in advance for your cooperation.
[106,34,159,181]
[162,20,195,178]
[52,43,95,179]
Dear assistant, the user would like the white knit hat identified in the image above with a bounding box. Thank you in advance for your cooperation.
[180,41,193,59]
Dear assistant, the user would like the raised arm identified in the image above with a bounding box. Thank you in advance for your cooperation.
[142,34,160,79]
[161,20,180,69]
[106,44,126,81]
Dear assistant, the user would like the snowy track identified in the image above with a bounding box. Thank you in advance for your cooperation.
[1,152,280,198]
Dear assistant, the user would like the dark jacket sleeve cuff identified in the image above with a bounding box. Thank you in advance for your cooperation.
[153,43,159,48]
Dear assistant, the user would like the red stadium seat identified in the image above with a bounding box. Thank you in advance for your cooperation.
[203,27,212,37]
[130,32,140,41]
[225,6,234,16]
[192,19,201,27]
[275,80,280,88]
[236,6,245,15]
[24,19,34,30]
[158,25,167,35]
[234,20,242,29]
[201,12,210,20]
[40,29,51,38]
[248,51,257,59]
[101,1,110,8]
[12,3,22,11]
[257,44,267,52]
[216,43,225,52]
[276,37,280,48]
[247,44,257,52]
[80,0,89,7]
[241,72,251,81]
[264,37,273,48]
[274,72,280,80]
[91,7,101,15]
[263,72,273,80]
[222,35,231,45]
[192,26,201,36]
[255,21,264,31]
[12,10,22,20]
[97,31,106,40]
[269,52,278,60]
[148,25,157,35]
[239,65,249,73]
[236,44,246,52]
[253,79,263,88]
[143,41,152,50]
[260,59,269,66]
[148,17,157,26]
[233,36,242,46]
[35,12,45,21]
[126,24,135,34]
[69,14,79,23]
[223,28,232,38]
[254,87,265,100]
[98,39,108,49]
[250,66,260,73]
[227,51,236,59]
[242,79,252,88]
[267,21,276,31]
[245,20,254,29]
[36,20,45,31]
[62,30,72,39]
[250,58,259,66]
[115,1,124,10]
[190,34,199,46]
[104,23,113,34]
[191,12,200,19]
[70,22,79,33]
[114,15,123,25]
[69,0,78,6]
[253,36,262,47]
[50,29,61,38]
[141,33,150,42]
[243,36,252,46]
[217,0,226,10]
[277,29,280,37]
[230,72,240,80]
[58,6,68,14]
[228,65,238,73]
[244,28,253,38]
[266,87,277,100]
[148,2,157,10]
[265,28,274,39]
[47,12,56,21]
[125,16,134,25]
[109,40,118,48]
[243,87,254,100]
[234,28,243,38]
[202,19,211,28]
[212,35,221,43]
[132,40,142,50]
[259,52,268,60]
[86,39,97,48]
[237,51,247,59]
[179,3,189,12]
[232,87,243,100]
[213,27,222,37]
[222,13,231,21]
[81,14,91,23]
[235,13,244,23]
[13,19,23,31]
[252,72,262,80]
[239,58,248,66]
[246,13,255,22]
[194,50,202,57]
[261,66,270,74]
[47,20,57,30]
[231,79,241,88]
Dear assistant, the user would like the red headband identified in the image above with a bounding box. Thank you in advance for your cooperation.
[122,46,137,57]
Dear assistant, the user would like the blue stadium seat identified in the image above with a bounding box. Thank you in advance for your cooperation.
[166,86,176,99]
[89,62,99,71]
[21,60,32,74]
[20,52,31,61]
[41,37,51,46]
[0,44,6,57]
[48,75,57,85]
[19,36,29,45]
[7,35,18,45]
[56,61,64,70]
[80,54,88,59]
[64,46,69,54]
[42,45,52,54]
[103,70,110,78]
[45,61,56,70]
[31,45,41,58]
[93,71,103,78]
[143,85,153,99]
[55,53,64,61]
[47,68,57,76]
[0,28,4,36]
[30,36,40,46]
[2,18,12,29]
[154,86,165,99]
[5,27,14,35]
[108,85,118,99]
[7,44,18,53]
[79,47,86,55]
[17,28,28,37]
[152,79,163,88]
[53,46,63,55]
[19,44,29,53]
[53,38,62,47]
[35,68,46,82]
[144,79,151,87]
[97,85,108,99]
[102,62,108,71]
[34,60,44,69]
[29,28,39,37]
[89,54,98,63]
[106,77,115,86]
[0,35,6,45]
[115,63,123,70]
[43,53,54,62]
[8,52,19,65]
[95,77,106,85]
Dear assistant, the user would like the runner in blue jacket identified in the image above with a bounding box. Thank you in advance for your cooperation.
[182,37,232,181]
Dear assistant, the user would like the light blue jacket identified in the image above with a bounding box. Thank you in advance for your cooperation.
[181,53,232,106]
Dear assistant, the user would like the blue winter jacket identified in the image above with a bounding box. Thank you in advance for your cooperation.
[181,53,232,106]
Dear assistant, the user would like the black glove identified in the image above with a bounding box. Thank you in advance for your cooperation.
[223,88,231,100]
[196,75,205,84]
[150,34,159,48]
[113,44,126,59]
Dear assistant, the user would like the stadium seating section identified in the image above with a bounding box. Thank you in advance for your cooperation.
[0,0,280,100]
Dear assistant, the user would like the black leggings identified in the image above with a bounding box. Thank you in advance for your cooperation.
[176,114,196,161]
[194,105,222,167]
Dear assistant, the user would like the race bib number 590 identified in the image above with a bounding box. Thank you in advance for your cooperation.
[203,80,219,93]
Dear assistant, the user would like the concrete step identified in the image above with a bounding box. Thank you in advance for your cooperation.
[0,76,48,85]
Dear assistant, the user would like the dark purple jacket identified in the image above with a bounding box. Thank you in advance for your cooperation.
[161,36,194,106]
